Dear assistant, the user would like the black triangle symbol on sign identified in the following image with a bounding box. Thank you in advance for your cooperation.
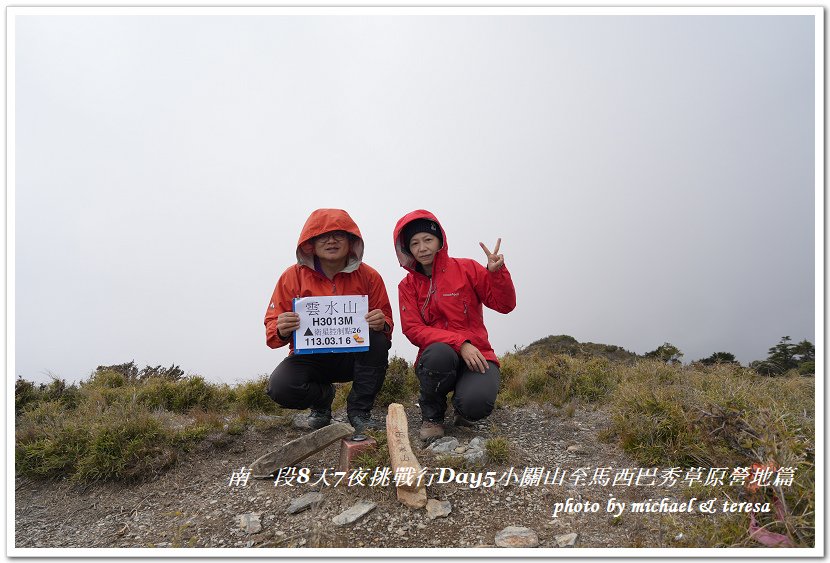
[304,328,313,336]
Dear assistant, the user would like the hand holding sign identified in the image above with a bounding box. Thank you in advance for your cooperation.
[277,311,301,339]
[479,238,505,272]
[365,309,386,332]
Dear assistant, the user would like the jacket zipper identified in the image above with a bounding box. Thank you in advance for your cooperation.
[420,277,434,319]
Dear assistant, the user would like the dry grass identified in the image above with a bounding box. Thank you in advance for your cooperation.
[498,353,815,548]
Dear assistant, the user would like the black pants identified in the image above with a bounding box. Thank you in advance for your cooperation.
[266,331,389,417]
[416,342,500,423]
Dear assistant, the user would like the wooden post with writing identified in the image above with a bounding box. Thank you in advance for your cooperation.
[386,403,427,508]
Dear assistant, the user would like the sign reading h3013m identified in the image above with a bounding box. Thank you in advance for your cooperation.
[292,295,370,354]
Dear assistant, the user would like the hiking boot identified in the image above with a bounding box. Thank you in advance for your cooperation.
[419,420,445,443]
[307,384,335,430]
[348,412,380,434]
[453,412,476,428]
[307,408,332,430]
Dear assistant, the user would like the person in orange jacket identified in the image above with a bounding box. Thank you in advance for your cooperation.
[393,210,516,443]
[265,209,394,433]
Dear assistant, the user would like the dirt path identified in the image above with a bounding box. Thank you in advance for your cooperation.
[15,402,698,549]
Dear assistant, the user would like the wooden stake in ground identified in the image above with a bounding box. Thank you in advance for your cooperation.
[386,403,428,508]
[250,422,353,479]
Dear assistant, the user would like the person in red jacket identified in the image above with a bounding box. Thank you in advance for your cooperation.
[393,210,516,442]
[265,209,394,434]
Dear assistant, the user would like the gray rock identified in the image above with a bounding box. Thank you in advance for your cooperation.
[293,413,319,430]
[427,437,459,454]
[463,449,487,467]
[495,526,539,548]
[555,532,579,548]
[468,437,487,451]
[237,513,262,534]
[332,500,376,526]
[426,499,452,520]
[287,492,324,515]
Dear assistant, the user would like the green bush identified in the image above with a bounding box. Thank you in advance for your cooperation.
[375,356,419,406]
[485,437,510,463]
[234,377,279,412]
[15,365,294,483]
[89,370,126,389]
[73,409,170,482]
[16,423,91,478]
[15,377,40,415]
[572,358,616,403]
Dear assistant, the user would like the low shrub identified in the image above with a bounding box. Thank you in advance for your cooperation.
[375,356,419,407]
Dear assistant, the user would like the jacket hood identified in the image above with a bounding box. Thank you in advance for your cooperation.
[393,209,448,273]
[296,209,364,273]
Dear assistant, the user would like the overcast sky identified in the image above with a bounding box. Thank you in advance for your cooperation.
[12,9,818,384]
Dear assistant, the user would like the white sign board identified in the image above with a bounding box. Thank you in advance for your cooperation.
[292,295,370,354]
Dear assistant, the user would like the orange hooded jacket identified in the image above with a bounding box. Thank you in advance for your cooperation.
[264,209,394,352]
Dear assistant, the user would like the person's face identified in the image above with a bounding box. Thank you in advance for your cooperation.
[313,230,350,262]
[408,232,441,267]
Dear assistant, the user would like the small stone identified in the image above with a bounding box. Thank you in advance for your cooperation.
[555,532,579,548]
[468,437,486,451]
[332,500,376,526]
[287,492,324,515]
[566,445,586,454]
[495,526,539,548]
[426,499,452,520]
[427,437,459,454]
[463,449,487,467]
[237,513,262,534]
[292,413,311,429]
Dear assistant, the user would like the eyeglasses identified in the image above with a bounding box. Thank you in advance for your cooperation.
[315,231,348,243]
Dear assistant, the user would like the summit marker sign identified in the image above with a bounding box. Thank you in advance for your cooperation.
[292,295,370,354]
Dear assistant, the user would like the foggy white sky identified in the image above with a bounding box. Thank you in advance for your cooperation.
[12,9,819,384]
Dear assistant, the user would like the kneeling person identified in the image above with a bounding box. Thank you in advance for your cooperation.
[264,208,394,434]
[393,210,516,443]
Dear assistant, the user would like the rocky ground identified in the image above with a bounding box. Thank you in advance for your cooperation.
[15,401,703,551]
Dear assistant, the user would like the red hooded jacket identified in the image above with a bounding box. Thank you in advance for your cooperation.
[265,209,394,352]
[393,210,516,366]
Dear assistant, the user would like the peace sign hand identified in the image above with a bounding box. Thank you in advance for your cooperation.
[479,238,505,272]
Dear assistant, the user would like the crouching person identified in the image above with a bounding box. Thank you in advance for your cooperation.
[264,208,394,434]
[393,210,516,443]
